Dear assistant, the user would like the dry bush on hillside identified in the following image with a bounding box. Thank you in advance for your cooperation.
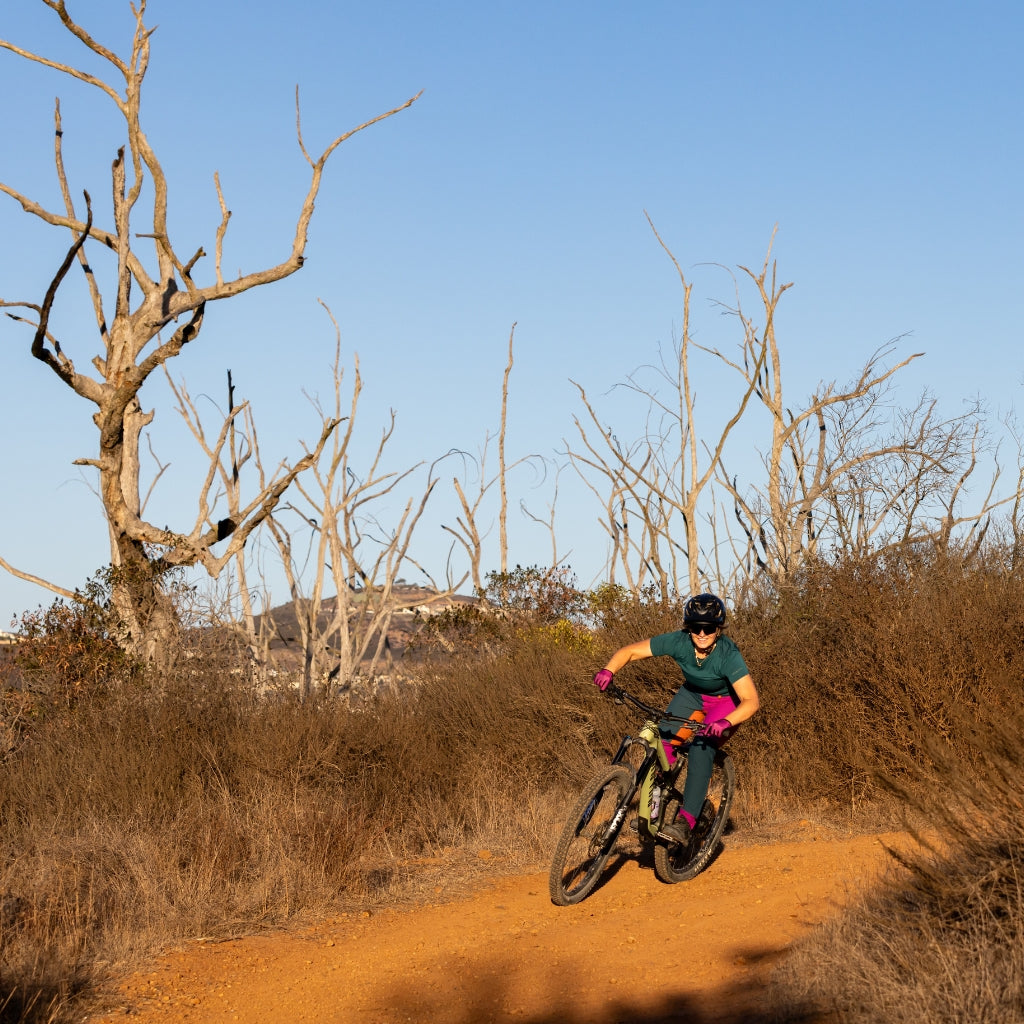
[0,599,627,1024]
[0,679,368,1024]
[6,546,1024,1023]
[727,545,1024,826]
[767,697,1024,1023]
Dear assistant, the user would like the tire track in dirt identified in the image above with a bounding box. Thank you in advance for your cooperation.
[87,830,903,1024]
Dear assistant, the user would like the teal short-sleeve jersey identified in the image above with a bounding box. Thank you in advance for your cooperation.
[649,631,749,697]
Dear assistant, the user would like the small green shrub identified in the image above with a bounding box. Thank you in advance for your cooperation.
[13,579,140,707]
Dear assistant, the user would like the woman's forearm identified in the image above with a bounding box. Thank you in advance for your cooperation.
[724,676,759,725]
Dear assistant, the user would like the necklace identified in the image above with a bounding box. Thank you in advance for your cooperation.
[695,642,716,664]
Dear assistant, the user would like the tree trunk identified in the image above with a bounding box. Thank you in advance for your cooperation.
[101,394,180,665]
[108,534,181,667]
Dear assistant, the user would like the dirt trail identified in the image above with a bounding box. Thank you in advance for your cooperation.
[87,829,902,1024]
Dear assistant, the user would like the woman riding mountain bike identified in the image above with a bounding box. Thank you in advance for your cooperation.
[593,593,759,847]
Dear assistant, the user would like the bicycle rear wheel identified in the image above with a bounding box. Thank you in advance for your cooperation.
[654,750,736,884]
[548,764,632,906]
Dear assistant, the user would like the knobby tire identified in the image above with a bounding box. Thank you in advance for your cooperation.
[654,750,736,884]
[548,764,632,906]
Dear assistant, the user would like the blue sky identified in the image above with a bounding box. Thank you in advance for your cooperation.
[1,0,1021,623]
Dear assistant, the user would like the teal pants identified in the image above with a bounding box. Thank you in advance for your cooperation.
[661,687,737,820]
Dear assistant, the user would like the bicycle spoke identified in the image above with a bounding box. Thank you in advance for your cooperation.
[549,765,632,905]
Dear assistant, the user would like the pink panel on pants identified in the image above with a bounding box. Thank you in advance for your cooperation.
[702,693,738,722]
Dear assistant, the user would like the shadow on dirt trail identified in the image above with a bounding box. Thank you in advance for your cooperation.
[373,949,825,1024]
[380,983,823,1024]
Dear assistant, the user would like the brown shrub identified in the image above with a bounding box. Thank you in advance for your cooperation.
[727,546,1024,825]
[5,546,1024,1022]
[767,695,1024,1023]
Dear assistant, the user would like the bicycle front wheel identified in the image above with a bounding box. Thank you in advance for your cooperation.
[654,750,736,884]
[548,764,632,906]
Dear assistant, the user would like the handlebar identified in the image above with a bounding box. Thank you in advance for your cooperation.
[604,682,701,727]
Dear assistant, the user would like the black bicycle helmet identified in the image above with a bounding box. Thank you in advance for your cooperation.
[682,593,726,630]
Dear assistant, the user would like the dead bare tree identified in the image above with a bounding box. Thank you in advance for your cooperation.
[441,324,544,593]
[723,382,1024,586]
[0,2,419,660]
[710,245,1024,584]
[998,417,1024,571]
[565,216,765,599]
[702,233,939,584]
[565,413,675,596]
[498,324,514,575]
[810,394,999,559]
[717,349,924,582]
[921,418,1024,559]
[262,311,462,698]
[520,461,570,570]
[167,370,280,684]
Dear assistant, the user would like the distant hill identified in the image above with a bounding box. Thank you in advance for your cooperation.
[251,584,476,672]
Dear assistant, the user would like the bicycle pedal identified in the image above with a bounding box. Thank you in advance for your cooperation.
[627,817,640,833]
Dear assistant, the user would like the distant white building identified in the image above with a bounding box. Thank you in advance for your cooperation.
[0,630,20,646]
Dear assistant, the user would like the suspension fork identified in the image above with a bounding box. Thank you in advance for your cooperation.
[609,734,635,767]
[609,731,665,837]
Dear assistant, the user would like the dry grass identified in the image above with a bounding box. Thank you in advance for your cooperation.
[2,553,1024,1022]
[766,701,1024,1023]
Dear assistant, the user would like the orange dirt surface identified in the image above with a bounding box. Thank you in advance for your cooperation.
[87,829,904,1024]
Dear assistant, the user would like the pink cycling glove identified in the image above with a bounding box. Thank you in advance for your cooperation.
[593,669,614,692]
[701,718,732,739]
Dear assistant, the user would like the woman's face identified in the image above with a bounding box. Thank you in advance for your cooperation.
[689,624,719,653]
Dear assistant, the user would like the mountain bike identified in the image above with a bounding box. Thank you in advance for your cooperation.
[548,682,736,906]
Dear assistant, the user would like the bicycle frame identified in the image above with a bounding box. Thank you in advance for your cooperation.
[606,686,704,842]
[607,723,662,835]
[548,681,737,905]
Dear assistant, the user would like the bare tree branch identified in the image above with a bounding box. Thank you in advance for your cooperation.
[0,556,77,601]
[0,6,419,658]
[565,218,767,598]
